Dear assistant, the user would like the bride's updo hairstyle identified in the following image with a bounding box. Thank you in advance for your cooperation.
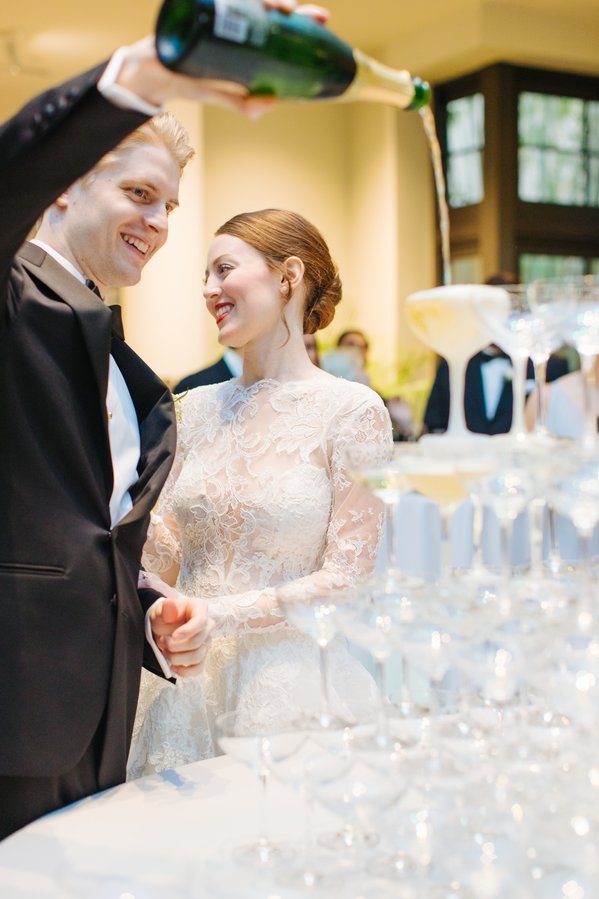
[214,209,342,334]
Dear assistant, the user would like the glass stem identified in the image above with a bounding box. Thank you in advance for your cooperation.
[374,656,387,703]
[547,506,562,574]
[470,491,484,573]
[401,655,413,708]
[510,355,528,440]
[499,519,512,609]
[257,761,271,849]
[302,793,316,880]
[439,505,454,585]
[319,643,331,721]
[533,357,548,433]
[374,657,389,739]
[447,357,469,437]
[529,496,546,578]
[385,500,399,572]
[579,529,593,618]
[580,354,598,453]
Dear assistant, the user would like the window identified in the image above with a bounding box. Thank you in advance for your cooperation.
[519,254,592,282]
[432,64,599,284]
[450,254,484,284]
[518,92,599,206]
[446,94,485,208]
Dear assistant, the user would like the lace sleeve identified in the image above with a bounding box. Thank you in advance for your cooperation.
[206,392,393,636]
[141,395,186,579]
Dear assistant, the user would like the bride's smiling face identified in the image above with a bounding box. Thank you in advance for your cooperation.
[204,234,288,348]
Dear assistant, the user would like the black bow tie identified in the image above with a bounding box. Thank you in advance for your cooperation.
[85,279,125,341]
[85,278,102,298]
[480,350,509,364]
[109,304,125,341]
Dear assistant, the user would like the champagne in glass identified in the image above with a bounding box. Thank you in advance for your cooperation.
[343,442,421,588]
[405,284,509,444]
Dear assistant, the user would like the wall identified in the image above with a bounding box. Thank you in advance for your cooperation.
[122,94,439,394]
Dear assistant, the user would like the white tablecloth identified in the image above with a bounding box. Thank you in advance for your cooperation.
[0,756,345,898]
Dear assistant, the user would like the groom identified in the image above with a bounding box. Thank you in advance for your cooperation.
[0,1,327,840]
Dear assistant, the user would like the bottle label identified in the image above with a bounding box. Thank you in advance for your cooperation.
[214,0,268,47]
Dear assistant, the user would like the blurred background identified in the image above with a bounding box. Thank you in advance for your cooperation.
[3,0,598,422]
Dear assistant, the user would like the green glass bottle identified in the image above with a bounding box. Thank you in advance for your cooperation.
[155,0,431,111]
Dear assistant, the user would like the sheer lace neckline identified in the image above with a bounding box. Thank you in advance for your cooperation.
[229,376,327,392]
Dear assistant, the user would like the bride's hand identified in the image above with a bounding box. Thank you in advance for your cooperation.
[141,573,215,677]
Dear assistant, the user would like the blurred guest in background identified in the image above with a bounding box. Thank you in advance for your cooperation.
[337,329,370,366]
[321,346,369,384]
[303,332,321,366]
[385,394,415,442]
[173,348,242,392]
[321,327,373,385]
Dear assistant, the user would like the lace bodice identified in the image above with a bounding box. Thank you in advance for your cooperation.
[142,375,393,631]
[128,375,392,778]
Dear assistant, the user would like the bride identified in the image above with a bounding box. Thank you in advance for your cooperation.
[127,209,393,777]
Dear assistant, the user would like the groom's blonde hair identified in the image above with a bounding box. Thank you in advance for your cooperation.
[81,111,195,185]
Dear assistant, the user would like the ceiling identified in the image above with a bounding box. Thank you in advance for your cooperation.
[1,0,598,118]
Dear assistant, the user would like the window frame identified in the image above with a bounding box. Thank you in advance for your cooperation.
[432,63,599,282]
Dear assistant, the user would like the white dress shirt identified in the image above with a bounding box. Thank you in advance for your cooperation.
[481,356,511,419]
[30,241,140,527]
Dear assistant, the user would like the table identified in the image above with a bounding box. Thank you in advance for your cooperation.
[0,755,369,899]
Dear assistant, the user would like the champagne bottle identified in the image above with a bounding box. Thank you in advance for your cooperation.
[155,0,431,111]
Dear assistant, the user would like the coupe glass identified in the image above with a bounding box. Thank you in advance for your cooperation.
[406,441,496,591]
[478,460,535,606]
[335,576,430,734]
[526,279,575,436]
[264,716,353,892]
[215,710,293,868]
[556,275,599,452]
[276,588,348,729]
[404,284,509,443]
[343,441,423,587]
[475,283,566,442]
[548,454,599,622]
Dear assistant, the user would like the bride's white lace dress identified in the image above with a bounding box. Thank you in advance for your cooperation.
[127,375,393,778]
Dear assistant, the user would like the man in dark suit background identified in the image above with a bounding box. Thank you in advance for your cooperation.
[423,348,569,435]
[422,273,569,435]
[174,348,242,392]
[174,332,322,392]
[0,5,323,837]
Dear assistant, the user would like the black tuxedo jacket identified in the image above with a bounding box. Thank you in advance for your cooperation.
[173,356,234,392]
[0,65,176,786]
[424,351,569,435]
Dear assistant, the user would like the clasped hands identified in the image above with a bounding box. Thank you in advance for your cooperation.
[139,570,214,678]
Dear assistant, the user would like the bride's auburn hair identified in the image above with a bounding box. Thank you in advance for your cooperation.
[214,209,342,334]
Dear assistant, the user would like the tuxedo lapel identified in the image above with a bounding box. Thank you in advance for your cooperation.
[19,242,112,401]
[19,241,176,524]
